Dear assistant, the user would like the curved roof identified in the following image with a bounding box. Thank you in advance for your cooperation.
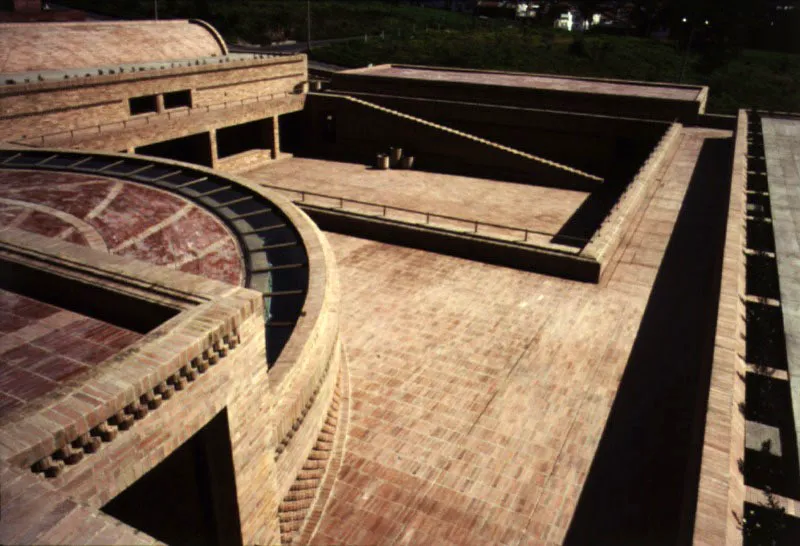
[0,19,228,74]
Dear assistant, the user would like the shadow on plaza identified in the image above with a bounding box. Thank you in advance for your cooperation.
[563,137,733,546]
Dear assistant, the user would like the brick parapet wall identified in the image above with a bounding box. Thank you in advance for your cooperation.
[0,228,279,544]
[0,460,157,545]
[582,123,683,275]
[0,229,263,469]
[691,110,748,546]
[252,183,344,498]
[34,94,304,153]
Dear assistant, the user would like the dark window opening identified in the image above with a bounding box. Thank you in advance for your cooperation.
[216,119,271,159]
[129,95,159,116]
[278,111,306,155]
[102,410,243,546]
[164,89,193,110]
[136,132,213,167]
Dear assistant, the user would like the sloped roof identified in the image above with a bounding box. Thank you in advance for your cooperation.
[0,19,227,74]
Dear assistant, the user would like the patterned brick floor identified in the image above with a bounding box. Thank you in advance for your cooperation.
[0,170,243,285]
[310,128,730,545]
[0,290,142,416]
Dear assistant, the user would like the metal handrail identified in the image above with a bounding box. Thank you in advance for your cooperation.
[259,182,589,245]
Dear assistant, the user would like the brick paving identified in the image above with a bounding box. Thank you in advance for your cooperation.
[0,290,142,416]
[310,128,730,545]
[362,66,701,101]
[245,157,589,236]
[0,170,244,285]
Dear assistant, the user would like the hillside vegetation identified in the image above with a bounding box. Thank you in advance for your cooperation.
[311,28,800,114]
[59,0,800,114]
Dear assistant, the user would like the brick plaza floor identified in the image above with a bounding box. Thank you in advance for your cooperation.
[309,128,732,545]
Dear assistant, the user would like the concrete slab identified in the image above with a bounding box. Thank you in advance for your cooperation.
[763,115,800,478]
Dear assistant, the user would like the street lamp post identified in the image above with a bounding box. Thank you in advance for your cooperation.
[678,18,708,83]
[154,0,158,21]
[307,0,312,52]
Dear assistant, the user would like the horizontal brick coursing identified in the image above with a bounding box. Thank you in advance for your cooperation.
[0,56,306,143]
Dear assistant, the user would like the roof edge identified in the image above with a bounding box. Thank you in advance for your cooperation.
[189,18,229,56]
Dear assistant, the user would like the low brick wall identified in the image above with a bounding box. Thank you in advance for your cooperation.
[691,110,748,546]
[581,123,683,277]
[217,148,274,173]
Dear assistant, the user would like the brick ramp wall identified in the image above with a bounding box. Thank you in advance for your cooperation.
[305,92,602,192]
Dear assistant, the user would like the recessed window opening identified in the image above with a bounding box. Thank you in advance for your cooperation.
[164,89,192,109]
[129,94,159,116]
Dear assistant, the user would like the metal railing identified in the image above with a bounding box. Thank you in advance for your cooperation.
[259,183,589,248]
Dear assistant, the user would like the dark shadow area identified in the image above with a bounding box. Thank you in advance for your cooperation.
[748,172,769,192]
[747,218,776,253]
[102,410,243,546]
[747,255,781,300]
[551,136,653,247]
[743,502,800,545]
[746,302,789,371]
[563,137,733,546]
[137,132,213,167]
[745,375,799,498]
[279,110,308,155]
[747,192,772,218]
[217,119,271,159]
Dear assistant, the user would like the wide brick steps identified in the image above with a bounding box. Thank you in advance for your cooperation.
[278,381,343,545]
[323,92,603,183]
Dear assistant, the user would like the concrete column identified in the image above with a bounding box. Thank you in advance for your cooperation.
[270,116,281,160]
[156,94,165,114]
[209,129,219,168]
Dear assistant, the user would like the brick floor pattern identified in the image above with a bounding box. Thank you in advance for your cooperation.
[0,170,244,285]
[0,290,143,416]
[310,128,729,545]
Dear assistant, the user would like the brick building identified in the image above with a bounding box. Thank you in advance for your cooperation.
[1,18,798,546]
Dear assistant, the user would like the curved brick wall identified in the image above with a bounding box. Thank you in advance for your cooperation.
[0,20,227,74]
[0,150,345,545]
